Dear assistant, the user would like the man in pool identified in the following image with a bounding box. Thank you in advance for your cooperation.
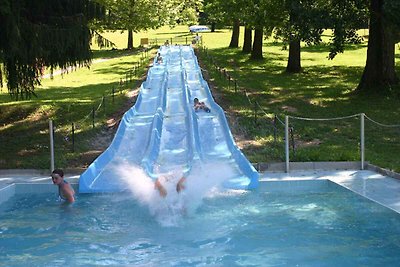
[51,169,75,203]
[154,175,186,198]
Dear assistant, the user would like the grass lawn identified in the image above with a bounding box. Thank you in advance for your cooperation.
[197,27,400,172]
[0,47,154,169]
[0,25,399,172]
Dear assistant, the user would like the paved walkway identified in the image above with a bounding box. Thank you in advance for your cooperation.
[1,169,400,214]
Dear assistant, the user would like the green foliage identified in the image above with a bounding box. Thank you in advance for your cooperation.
[0,0,105,99]
[198,27,400,171]
[203,0,246,27]
[383,0,400,42]
[327,0,368,59]
[0,47,151,169]
[95,0,201,31]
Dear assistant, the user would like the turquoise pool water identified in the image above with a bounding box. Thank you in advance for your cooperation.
[1,180,400,266]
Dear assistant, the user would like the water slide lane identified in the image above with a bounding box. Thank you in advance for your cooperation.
[79,45,258,193]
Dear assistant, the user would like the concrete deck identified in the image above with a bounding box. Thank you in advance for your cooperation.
[1,169,400,214]
[261,170,400,213]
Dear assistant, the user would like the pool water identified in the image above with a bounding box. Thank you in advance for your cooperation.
[1,180,400,266]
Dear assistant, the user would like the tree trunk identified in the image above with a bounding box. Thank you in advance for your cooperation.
[242,26,252,53]
[286,39,301,73]
[127,29,133,50]
[211,22,216,32]
[229,19,240,48]
[357,0,398,92]
[250,27,263,60]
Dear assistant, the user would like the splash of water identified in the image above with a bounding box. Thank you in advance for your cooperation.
[114,161,238,227]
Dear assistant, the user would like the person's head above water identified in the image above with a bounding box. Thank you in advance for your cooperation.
[52,168,64,177]
[51,169,64,184]
[194,98,199,104]
[51,168,75,203]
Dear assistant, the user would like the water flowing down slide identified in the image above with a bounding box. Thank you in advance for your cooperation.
[79,45,259,193]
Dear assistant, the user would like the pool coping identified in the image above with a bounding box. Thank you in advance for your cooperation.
[1,162,400,214]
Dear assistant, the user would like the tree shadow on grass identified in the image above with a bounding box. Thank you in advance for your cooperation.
[302,43,367,53]
[0,80,135,168]
[155,31,190,35]
[91,49,141,60]
[92,61,139,76]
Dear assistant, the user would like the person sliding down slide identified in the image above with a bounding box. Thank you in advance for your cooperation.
[193,98,211,113]
[156,53,163,64]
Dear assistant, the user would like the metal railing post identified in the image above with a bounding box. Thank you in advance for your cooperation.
[49,120,55,172]
[285,116,290,173]
[72,122,75,152]
[360,113,365,170]
[273,115,277,143]
[92,106,95,129]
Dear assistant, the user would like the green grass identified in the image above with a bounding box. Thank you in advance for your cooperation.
[0,25,399,172]
[96,26,196,49]
[0,48,154,169]
[196,27,400,172]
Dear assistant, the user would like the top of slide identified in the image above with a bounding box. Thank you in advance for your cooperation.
[79,45,259,193]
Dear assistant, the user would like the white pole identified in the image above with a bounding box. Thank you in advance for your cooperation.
[285,116,290,173]
[49,120,55,172]
[360,113,365,170]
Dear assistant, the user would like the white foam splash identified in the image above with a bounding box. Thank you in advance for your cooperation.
[114,161,238,227]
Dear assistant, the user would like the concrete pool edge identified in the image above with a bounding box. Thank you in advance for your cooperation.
[1,162,400,213]
[1,161,398,182]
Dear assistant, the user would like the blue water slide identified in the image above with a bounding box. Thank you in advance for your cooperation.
[79,45,258,193]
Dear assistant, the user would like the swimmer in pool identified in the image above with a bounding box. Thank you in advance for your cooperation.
[51,169,75,203]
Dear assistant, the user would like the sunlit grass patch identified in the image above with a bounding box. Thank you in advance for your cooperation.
[197,28,400,172]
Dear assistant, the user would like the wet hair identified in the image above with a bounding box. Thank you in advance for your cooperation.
[194,98,199,102]
[52,169,64,177]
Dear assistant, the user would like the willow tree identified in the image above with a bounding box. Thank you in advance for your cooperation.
[0,0,104,99]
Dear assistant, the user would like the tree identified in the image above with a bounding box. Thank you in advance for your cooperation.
[97,0,201,49]
[325,0,399,92]
[97,0,166,49]
[203,0,242,48]
[242,27,252,53]
[0,0,104,99]
[247,0,279,60]
[229,19,240,48]
[251,27,264,60]
[202,0,224,32]
[356,0,400,92]
[269,0,329,73]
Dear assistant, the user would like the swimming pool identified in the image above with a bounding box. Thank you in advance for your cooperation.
[1,180,400,266]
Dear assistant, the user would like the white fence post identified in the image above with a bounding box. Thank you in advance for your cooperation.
[49,120,55,172]
[285,116,290,173]
[360,113,365,170]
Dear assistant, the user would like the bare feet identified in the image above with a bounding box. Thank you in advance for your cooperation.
[176,177,186,193]
[155,179,167,198]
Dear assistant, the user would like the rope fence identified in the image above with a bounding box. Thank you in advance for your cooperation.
[196,44,400,172]
[42,42,399,172]
[46,37,203,170]
[148,36,204,47]
[47,48,153,170]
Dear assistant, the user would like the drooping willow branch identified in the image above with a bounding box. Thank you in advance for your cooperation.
[0,0,105,100]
